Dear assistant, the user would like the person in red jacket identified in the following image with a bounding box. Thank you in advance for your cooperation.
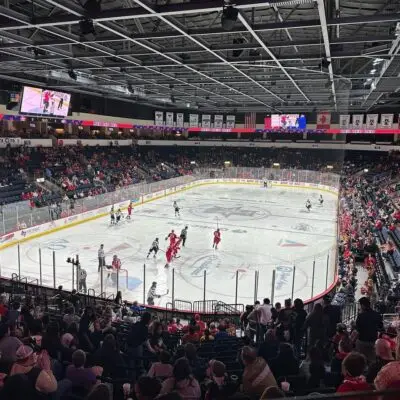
[337,352,374,399]
[127,202,133,220]
[212,229,221,250]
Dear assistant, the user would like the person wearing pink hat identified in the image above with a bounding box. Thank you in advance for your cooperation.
[10,344,57,395]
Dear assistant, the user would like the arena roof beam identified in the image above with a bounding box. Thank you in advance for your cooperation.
[42,0,268,108]
[0,1,313,31]
[316,0,337,110]
[0,3,233,106]
[362,36,400,109]
[0,34,393,55]
[238,11,310,102]
[130,0,285,109]
[0,7,397,36]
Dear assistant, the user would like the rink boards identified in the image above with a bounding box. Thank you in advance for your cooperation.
[0,178,339,251]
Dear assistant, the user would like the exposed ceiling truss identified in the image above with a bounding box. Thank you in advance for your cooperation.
[0,0,398,113]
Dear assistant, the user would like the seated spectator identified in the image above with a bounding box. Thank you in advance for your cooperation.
[258,329,280,364]
[148,350,173,380]
[182,325,199,344]
[269,343,299,379]
[200,328,214,343]
[204,360,238,400]
[10,345,57,395]
[134,376,162,400]
[0,322,22,364]
[241,346,277,397]
[94,333,126,379]
[331,337,353,375]
[185,343,206,382]
[160,357,201,399]
[86,383,112,400]
[168,319,178,334]
[66,349,102,393]
[194,314,206,334]
[147,321,166,354]
[375,341,400,392]
[214,324,229,339]
[63,306,80,328]
[337,352,372,396]
[367,338,394,383]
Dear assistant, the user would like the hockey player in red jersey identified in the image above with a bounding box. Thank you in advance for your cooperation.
[165,246,174,268]
[127,202,133,220]
[165,237,182,268]
[165,230,177,246]
[213,229,221,249]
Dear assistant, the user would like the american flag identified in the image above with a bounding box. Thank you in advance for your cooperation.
[244,112,256,128]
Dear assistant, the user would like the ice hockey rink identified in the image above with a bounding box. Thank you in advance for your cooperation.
[0,184,338,307]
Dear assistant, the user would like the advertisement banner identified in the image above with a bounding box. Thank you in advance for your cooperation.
[176,113,184,127]
[339,115,350,129]
[352,114,364,129]
[214,115,223,129]
[202,114,211,128]
[366,114,378,129]
[381,113,394,128]
[154,111,164,126]
[0,137,21,147]
[166,112,174,126]
[226,115,236,128]
[189,114,199,127]
[316,112,331,129]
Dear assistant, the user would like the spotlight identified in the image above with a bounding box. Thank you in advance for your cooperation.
[82,0,102,17]
[320,57,330,69]
[79,18,96,38]
[68,69,77,80]
[221,6,239,31]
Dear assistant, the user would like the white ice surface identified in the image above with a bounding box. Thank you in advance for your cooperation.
[0,184,338,307]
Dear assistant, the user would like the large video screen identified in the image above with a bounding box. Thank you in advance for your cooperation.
[271,114,307,129]
[20,86,71,117]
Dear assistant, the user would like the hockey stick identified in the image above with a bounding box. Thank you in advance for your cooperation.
[159,289,169,297]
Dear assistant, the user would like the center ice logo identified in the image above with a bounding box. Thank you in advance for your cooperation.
[191,205,269,220]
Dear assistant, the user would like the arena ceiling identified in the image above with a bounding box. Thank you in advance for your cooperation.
[0,0,399,114]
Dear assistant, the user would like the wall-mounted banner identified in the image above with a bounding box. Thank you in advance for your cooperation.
[226,115,236,128]
[316,112,331,129]
[366,114,378,130]
[202,114,211,128]
[214,115,223,129]
[381,113,394,128]
[339,115,350,129]
[189,114,199,127]
[166,112,174,126]
[154,111,164,126]
[176,113,184,127]
[352,114,364,129]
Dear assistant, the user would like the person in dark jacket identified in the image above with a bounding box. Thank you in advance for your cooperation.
[269,343,299,379]
[355,297,383,364]
[94,334,126,379]
[304,303,329,347]
[258,329,280,364]
[322,295,341,339]
[293,298,307,357]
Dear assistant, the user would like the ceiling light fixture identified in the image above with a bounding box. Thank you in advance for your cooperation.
[221,3,239,31]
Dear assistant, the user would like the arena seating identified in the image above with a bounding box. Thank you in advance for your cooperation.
[1,149,400,400]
